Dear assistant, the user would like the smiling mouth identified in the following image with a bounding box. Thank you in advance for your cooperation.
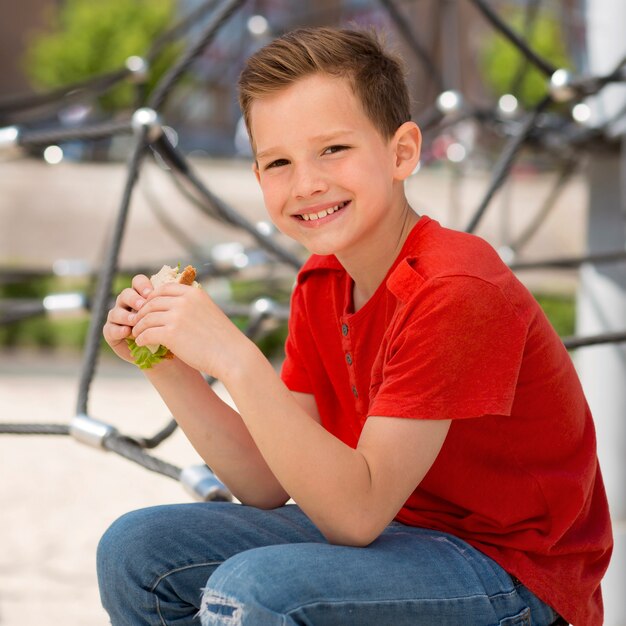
[297,200,350,221]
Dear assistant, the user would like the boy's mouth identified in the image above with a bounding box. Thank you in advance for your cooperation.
[296,200,350,221]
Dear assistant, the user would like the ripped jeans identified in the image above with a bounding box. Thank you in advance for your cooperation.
[96,502,561,626]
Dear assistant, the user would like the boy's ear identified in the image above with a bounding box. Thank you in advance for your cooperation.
[392,121,422,181]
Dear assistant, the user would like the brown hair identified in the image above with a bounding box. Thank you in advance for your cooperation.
[238,27,411,148]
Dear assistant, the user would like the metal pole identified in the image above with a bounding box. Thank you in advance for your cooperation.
[576,1,626,623]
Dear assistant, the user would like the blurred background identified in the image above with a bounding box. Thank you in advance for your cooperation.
[0,0,624,624]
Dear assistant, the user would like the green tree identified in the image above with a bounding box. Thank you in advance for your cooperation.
[24,0,178,112]
[480,8,572,108]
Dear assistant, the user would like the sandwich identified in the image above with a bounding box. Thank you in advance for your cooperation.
[126,264,199,369]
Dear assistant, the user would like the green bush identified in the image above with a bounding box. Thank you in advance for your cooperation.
[23,0,178,112]
[534,292,576,337]
[0,274,292,359]
[479,7,572,107]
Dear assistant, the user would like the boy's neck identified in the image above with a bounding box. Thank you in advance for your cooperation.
[340,203,420,312]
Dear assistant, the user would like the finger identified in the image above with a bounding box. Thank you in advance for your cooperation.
[116,287,146,312]
[107,305,138,327]
[134,322,169,347]
[146,282,188,300]
[132,310,171,338]
[132,274,153,298]
[104,323,132,342]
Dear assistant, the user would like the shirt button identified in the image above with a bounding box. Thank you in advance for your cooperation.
[346,353,353,365]
[351,385,358,398]
[341,323,349,336]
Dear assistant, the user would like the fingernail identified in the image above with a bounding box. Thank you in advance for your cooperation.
[135,298,145,308]
[128,313,136,322]
[142,288,152,296]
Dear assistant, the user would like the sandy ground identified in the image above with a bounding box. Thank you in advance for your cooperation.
[0,157,590,624]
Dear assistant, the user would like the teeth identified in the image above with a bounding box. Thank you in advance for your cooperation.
[300,201,346,221]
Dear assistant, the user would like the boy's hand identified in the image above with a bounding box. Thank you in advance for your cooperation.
[131,281,251,378]
[103,274,153,364]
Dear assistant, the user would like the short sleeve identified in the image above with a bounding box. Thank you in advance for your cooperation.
[369,275,529,420]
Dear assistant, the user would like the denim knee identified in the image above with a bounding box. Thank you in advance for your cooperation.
[199,548,289,626]
[96,507,159,606]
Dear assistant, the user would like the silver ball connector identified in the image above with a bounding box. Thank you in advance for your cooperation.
[131,107,162,141]
[180,465,232,502]
[125,56,149,84]
[70,414,119,448]
[0,126,20,159]
[436,90,463,115]
[550,69,577,103]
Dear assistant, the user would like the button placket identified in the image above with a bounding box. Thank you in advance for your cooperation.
[340,317,359,404]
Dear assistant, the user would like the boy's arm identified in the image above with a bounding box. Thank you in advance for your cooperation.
[224,343,450,547]
[144,358,296,509]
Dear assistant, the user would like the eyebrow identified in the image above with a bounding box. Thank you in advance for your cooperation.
[255,130,357,161]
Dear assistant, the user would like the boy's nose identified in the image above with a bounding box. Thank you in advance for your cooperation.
[292,163,329,199]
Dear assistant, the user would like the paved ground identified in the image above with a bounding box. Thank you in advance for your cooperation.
[0,156,589,624]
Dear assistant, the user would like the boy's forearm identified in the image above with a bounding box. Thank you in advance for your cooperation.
[223,345,384,546]
[144,359,289,508]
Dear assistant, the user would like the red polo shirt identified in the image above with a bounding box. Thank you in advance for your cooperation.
[281,216,612,626]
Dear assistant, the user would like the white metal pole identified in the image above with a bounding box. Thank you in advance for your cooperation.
[576,1,626,624]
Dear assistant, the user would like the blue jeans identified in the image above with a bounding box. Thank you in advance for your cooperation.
[97,502,561,625]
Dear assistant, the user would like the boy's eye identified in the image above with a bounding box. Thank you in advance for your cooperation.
[265,158,289,170]
[323,145,349,155]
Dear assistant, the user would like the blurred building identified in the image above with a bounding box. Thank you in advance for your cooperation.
[0,0,57,94]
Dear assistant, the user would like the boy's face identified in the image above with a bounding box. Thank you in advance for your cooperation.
[250,73,411,259]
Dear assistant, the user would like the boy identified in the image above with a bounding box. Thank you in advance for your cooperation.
[98,27,612,625]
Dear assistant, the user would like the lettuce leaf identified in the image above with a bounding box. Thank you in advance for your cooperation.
[126,337,170,370]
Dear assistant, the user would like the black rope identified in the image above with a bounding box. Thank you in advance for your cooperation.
[507,158,578,254]
[563,331,626,350]
[102,433,182,480]
[377,0,444,92]
[140,168,212,265]
[468,0,557,79]
[18,119,133,148]
[566,56,626,100]
[0,424,70,435]
[146,0,222,64]
[0,299,46,324]
[0,68,131,118]
[507,0,542,96]
[465,95,552,234]
[0,422,178,481]
[151,134,303,270]
[510,249,626,271]
[148,0,247,112]
[128,419,179,450]
[75,127,149,416]
[153,153,224,222]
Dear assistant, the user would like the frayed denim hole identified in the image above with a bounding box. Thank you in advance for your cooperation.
[198,589,244,626]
